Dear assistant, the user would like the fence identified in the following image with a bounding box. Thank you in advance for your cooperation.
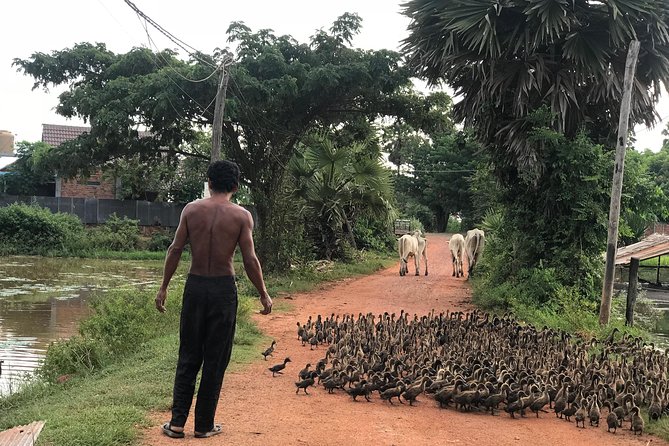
[646,222,669,237]
[0,195,185,227]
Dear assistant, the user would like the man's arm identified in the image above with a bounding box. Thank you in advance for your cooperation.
[238,210,272,314]
[155,205,190,312]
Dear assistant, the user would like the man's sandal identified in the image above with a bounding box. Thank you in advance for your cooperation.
[162,423,185,439]
[194,424,223,438]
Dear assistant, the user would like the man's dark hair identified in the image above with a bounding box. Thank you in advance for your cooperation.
[207,160,240,193]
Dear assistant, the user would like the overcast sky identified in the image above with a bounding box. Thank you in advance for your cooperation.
[1,0,667,152]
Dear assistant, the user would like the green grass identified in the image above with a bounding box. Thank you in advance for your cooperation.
[0,249,395,445]
[641,256,669,267]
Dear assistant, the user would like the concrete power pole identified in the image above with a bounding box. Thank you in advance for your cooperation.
[599,40,641,325]
[211,60,231,163]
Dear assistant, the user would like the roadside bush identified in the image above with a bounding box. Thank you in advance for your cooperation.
[445,215,461,233]
[40,336,105,381]
[39,287,181,381]
[353,217,395,252]
[0,203,84,255]
[147,230,174,252]
[79,289,172,356]
[85,214,141,251]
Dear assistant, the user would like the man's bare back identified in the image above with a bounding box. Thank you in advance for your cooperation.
[184,197,249,277]
[155,161,271,315]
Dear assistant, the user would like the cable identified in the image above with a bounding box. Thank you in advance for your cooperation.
[135,17,214,116]
[123,0,218,69]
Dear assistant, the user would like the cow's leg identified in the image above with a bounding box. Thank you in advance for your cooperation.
[414,255,419,276]
[451,255,456,277]
[424,252,428,276]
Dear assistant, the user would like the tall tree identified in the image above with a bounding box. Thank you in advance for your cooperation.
[2,141,57,196]
[402,0,669,176]
[394,131,481,231]
[14,14,430,269]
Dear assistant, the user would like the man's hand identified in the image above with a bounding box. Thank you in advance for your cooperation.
[259,293,273,315]
[155,288,167,313]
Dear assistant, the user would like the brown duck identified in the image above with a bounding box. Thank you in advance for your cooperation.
[295,371,318,394]
[574,398,587,428]
[262,340,276,360]
[269,357,291,377]
[631,406,644,435]
[602,401,619,433]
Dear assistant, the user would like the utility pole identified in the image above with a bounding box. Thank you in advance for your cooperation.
[599,40,641,325]
[211,59,230,162]
[204,59,230,198]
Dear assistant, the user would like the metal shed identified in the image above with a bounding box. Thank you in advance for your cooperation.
[615,233,669,326]
[616,233,669,286]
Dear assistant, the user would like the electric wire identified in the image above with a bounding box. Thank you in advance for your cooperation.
[122,0,218,69]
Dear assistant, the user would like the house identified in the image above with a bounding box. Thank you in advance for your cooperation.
[42,124,118,199]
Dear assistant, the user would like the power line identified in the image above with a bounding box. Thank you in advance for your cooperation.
[122,0,218,69]
[135,17,216,118]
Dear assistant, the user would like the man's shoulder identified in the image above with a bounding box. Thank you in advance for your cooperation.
[185,199,249,215]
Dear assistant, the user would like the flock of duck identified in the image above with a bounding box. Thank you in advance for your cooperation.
[264,310,668,436]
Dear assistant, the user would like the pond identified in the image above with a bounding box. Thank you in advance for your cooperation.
[0,256,163,395]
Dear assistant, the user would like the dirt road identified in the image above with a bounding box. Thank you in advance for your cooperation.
[145,233,664,446]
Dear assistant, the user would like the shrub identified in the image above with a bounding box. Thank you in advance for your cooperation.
[0,203,83,255]
[147,230,174,252]
[40,336,105,381]
[353,217,395,252]
[85,214,141,251]
[445,215,462,233]
[39,287,181,381]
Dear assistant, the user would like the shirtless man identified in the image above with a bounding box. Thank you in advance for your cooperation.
[156,160,272,439]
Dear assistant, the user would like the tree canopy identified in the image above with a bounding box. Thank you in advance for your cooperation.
[402,0,669,174]
[14,13,445,269]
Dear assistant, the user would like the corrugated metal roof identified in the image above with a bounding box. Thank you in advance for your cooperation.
[615,233,669,265]
[0,420,45,445]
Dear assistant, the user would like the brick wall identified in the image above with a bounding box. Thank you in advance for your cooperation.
[60,172,116,199]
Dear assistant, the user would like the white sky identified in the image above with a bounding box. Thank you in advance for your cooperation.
[0,0,667,152]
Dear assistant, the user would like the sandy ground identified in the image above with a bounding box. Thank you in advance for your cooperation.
[144,233,666,446]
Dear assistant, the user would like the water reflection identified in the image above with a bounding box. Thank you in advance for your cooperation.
[0,256,162,395]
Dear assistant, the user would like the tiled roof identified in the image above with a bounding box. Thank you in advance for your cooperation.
[41,124,152,147]
[41,124,91,147]
[615,233,669,265]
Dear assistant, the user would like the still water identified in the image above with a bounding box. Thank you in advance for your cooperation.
[0,256,163,395]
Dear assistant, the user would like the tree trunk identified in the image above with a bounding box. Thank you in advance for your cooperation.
[343,217,357,250]
[253,185,292,272]
[435,208,447,232]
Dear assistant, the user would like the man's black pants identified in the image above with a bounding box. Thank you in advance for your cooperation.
[170,274,237,433]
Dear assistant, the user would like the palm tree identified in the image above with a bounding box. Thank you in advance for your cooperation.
[402,0,669,174]
[290,136,394,259]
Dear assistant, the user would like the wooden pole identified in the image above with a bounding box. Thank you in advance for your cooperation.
[626,257,640,326]
[599,40,641,325]
[657,255,662,285]
[211,60,230,162]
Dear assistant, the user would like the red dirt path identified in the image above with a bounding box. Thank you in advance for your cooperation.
[144,233,665,446]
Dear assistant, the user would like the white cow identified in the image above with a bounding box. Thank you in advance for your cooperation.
[449,233,465,278]
[464,229,485,278]
[398,230,428,276]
